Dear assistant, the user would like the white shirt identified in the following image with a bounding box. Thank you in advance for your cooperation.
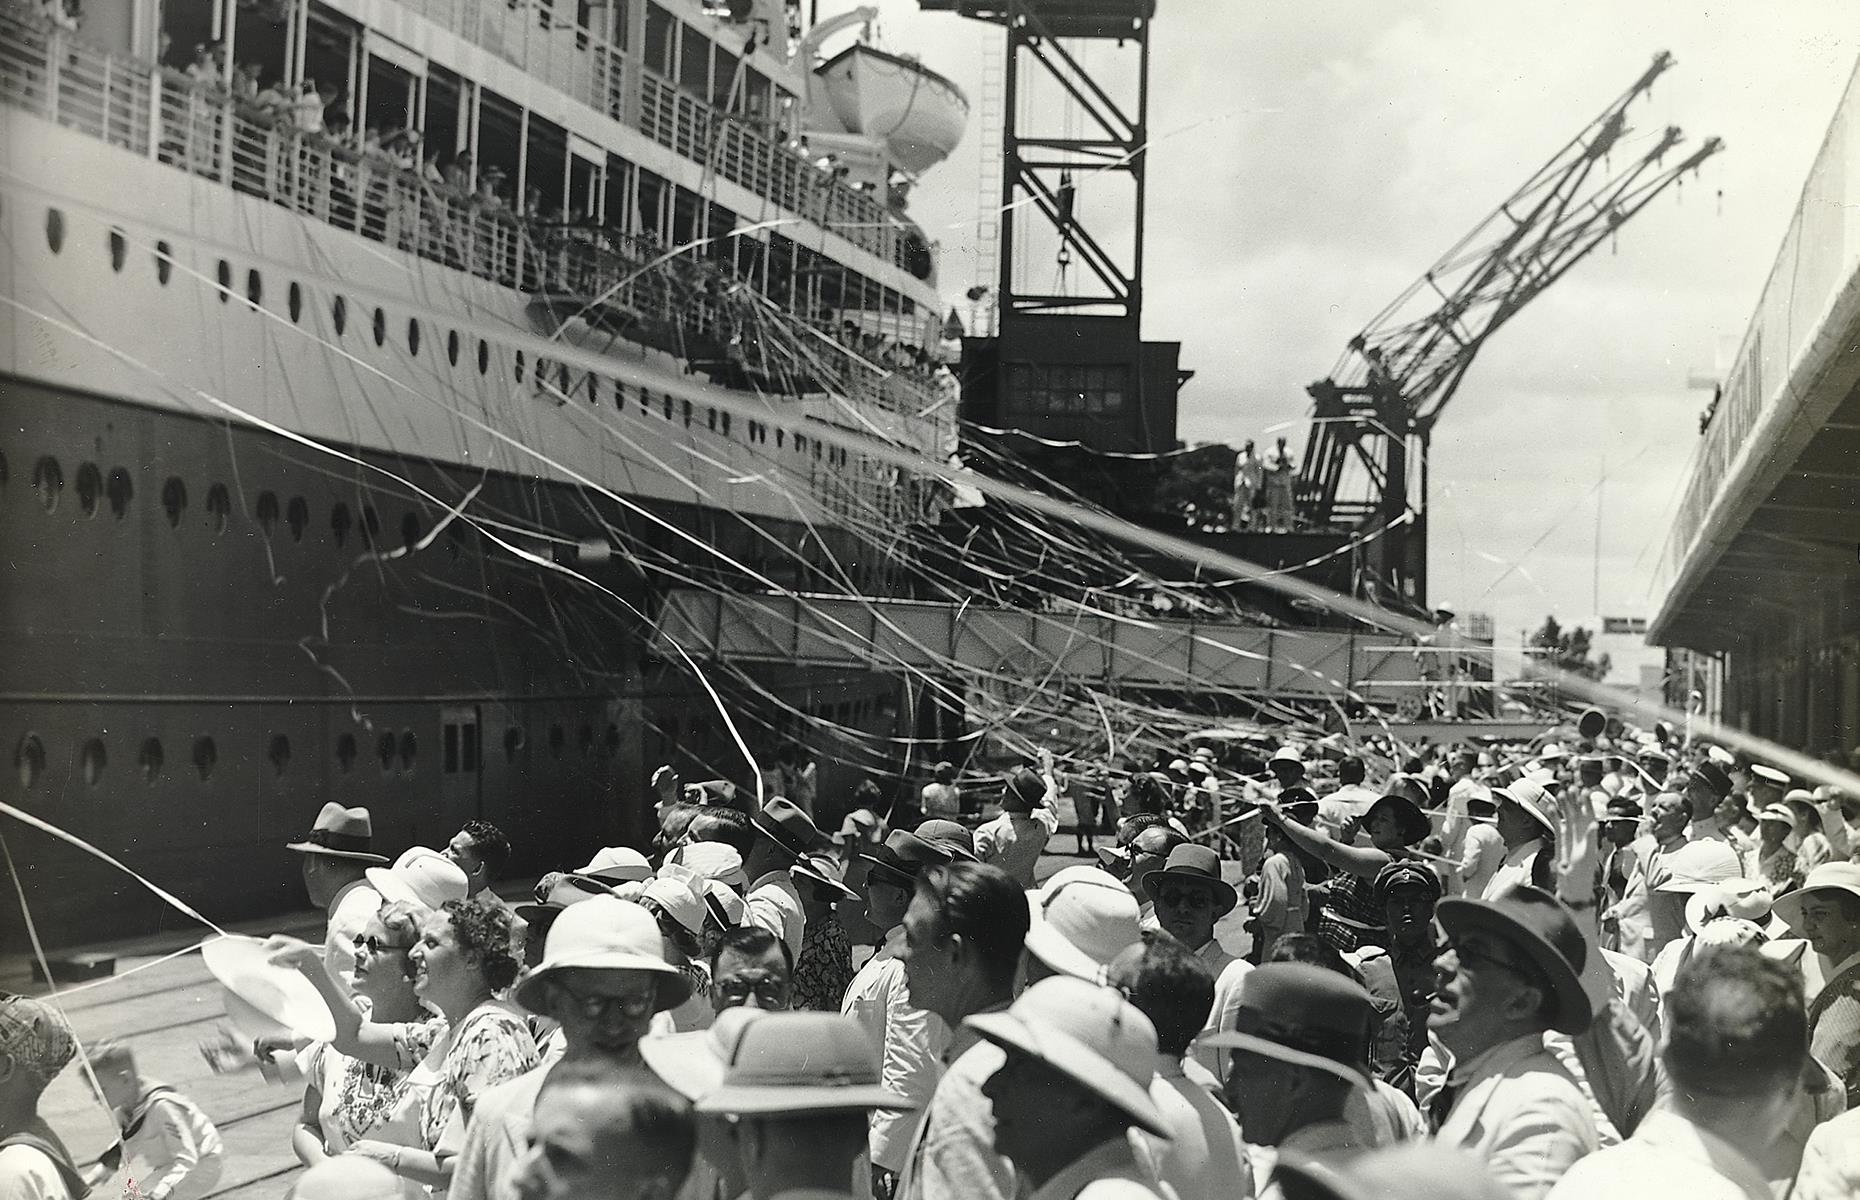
[746,869,806,957]
[841,926,950,1171]
[1481,843,1539,901]
[1455,823,1506,899]
[1189,940,1252,1083]
[1546,1110,1769,1200]
[117,1086,225,1200]
[0,1141,75,1200]
[1430,1033,1598,1200]
[1795,1106,1860,1200]
[1135,1054,1251,1200]
[1317,784,1381,840]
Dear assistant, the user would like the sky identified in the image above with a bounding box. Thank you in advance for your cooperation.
[818,0,1860,681]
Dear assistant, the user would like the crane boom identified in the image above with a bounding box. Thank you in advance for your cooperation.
[1294,51,1722,609]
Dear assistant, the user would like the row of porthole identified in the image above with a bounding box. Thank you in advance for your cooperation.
[13,720,625,789]
[44,207,853,468]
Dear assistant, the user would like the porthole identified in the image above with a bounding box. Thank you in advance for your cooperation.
[707,407,717,431]
[721,412,731,437]
[205,483,231,534]
[503,727,525,762]
[587,374,601,405]
[401,511,423,551]
[682,399,693,426]
[246,268,262,308]
[138,737,163,783]
[155,239,174,285]
[15,733,46,788]
[161,477,187,527]
[256,491,280,536]
[398,730,417,771]
[32,457,63,512]
[108,227,127,272]
[268,734,291,776]
[217,259,231,302]
[80,738,107,787]
[191,736,217,781]
[372,307,386,347]
[663,394,673,420]
[45,208,64,253]
[477,339,489,375]
[360,505,380,547]
[558,361,571,393]
[775,428,784,448]
[107,468,133,518]
[548,724,565,758]
[286,497,308,542]
[447,330,460,366]
[377,731,396,771]
[331,502,351,546]
[407,317,421,356]
[288,282,303,323]
[336,733,357,773]
[333,295,348,335]
[577,724,593,757]
[75,462,101,517]
[514,350,525,382]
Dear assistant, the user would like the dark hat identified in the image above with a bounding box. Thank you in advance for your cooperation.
[1373,859,1442,903]
[513,871,611,924]
[1693,761,1733,799]
[1005,767,1047,808]
[1601,796,1642,823]
[1200,963,1374,1084]
[1278,786,1320,824]
[1136,844,1237,916]
[914,819,977,861]
[1364,794,1431,846]
[860,830,954,891]
[285,803,390,863]
[750,797,820,860]
[1436,886,1593,1035]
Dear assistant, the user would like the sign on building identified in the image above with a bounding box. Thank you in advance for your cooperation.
[1603,616,1648,636]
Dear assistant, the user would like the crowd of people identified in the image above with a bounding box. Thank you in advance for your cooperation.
[5,723,1860,1200]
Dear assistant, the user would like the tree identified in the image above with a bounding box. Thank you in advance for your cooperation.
[1144,442,1240,531]
[1529,615,1612,681]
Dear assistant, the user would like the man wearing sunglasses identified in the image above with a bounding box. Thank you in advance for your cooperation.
[1138,844,1252,1084]
[708,925,793,1014]
[447,897,691,1200]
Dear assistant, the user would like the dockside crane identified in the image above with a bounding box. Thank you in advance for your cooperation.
[1296,51,1721,609]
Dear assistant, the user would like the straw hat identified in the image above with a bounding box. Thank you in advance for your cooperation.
[366,853,469,912]
[966,977,1169,1137]
[285,803,389,864]
[1757,804,1800,834]
[1024,867,1142,981]
[578,847,653,886]
[1435,886,1593,1035]
[202,935,338,1042]
[513,897,691,1014]
[1200,963,1373,1086]
[695,1012,912,1115]
[639,1006,769,1101]
[1684,878,1787,939]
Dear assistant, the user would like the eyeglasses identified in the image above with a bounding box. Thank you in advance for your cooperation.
[352,934,412,955]
[1449,939,1534,979]
[714,973,788,1007]
[553,982,657,1020]
[1154,887,1214,911]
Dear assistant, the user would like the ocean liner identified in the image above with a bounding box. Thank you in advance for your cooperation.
[0,0,967,942]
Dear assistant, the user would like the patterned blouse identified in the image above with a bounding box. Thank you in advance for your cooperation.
[308,1018,443,1152]
[393,1001,539,1150]
[793,913,855,1012]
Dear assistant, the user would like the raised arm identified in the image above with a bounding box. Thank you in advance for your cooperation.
[265,936,412,1070]
[1260,807,1392,878]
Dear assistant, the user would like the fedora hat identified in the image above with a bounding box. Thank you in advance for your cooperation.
[639,1006,769,1101]
[513,872,611,924]
[792,852,858,903]
[1774,862,1860,933]
[664,841,748,890]
[1005,767,1049,808]
[366,852,469,912]
[578,846,653,886]
[204,934,338,1042]
[1436,886,1592,1034]
[1494,779,1556,838]
[966,976,1169,1137]
[1201,962,1373,1086]
[1651,839,1743,895]
[750,797,821,859]
[639,876,707,940]
[1684,879,1787,939]
[1364,794,1432,846]
[1692,760,1733,799]
[285,803,389,863]
[513,896,691,1014]
[1024,867,1142,981]
[860,829,954,890]
[694,1012,913,1115]
[914,819,977,860]
[1137,843,1238,916]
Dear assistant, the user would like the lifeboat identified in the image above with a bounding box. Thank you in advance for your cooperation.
[813,43,969,177]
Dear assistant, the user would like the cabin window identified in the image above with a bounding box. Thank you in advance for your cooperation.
[80,739,107,786]
[139,738,164,783]
[107,468,133,519]
[192,736,217,781]
[161,477,188,527]
[108,228,127,272]
[15,734,46,788]
[45,209,64,253]
[75,463,101,517]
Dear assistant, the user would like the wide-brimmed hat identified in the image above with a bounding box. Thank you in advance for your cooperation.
[751,798,821,859]
[1436,886,1593,1034]
[792,852,858,902]
[694,1012,912,1115]
[1275,1145,1508,1200]
[860,829,952,891]
[1651,839,1743,895]
[1278,786,1320,825]
[1494,779,1556,838]
[205,935,338,1042]
[1684,879,1787,939]
[285,803,389,863]
[1025,867,1141,980]
[1269,745,1305,769]
[513,872,611,924]
[513,896,691,1014]
[1363,794,1432,846]
[1004,767,1049,808]
[366,852,469,912]
[702,879,748,930]
[966,976,1169,1137]
[639,876,707,940]
[663,842,748,889]
[1774,862,1860,933]
[1692,761,1733,799]
[914,819,978,860]
[1757,804,1800,834]
[639,1007,768,1101]
[1200,963,1373,1086]
[1137,844,1238,915]
[578,847,653,886]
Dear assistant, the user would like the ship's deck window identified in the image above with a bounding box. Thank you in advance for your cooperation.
[268,735,291,776]
[287,497,308,542]
[577,724,593,756]
[331,502,352,546]
[216,259,231,302]
[257,491,280,536]
[663,394,674,420]
[246,269,262,309]
[478,339,490,375]
[548,724,565,757]
[408,318,421,357]
[683,400,693,426]
[33,457,63,512]
[161,477,186,527]
[76,463,101,517]
[80,739,107,787]
[333,295,348,335]
[155,240,173,285]
[15,734,45,788]
[372,307,386,347]
[398,731,417,772]
[448,330,460,367]
[45,208,64,254]
[504,727,525,762]
[721,413,731,438]
[138,738,163,783]
[336,733,357,773]
[108,228,126,273]
[707,407,717,431]
[515,351,526,383]
[377,732,396,771]
[289,282,302,323]
[192,736,217,781]
[206,484,231,535]
[775,429,784,448]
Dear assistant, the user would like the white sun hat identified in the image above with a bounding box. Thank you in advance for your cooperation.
[1024,867,1142,982]
[366,853,470,912]
[512,896,690,1014]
